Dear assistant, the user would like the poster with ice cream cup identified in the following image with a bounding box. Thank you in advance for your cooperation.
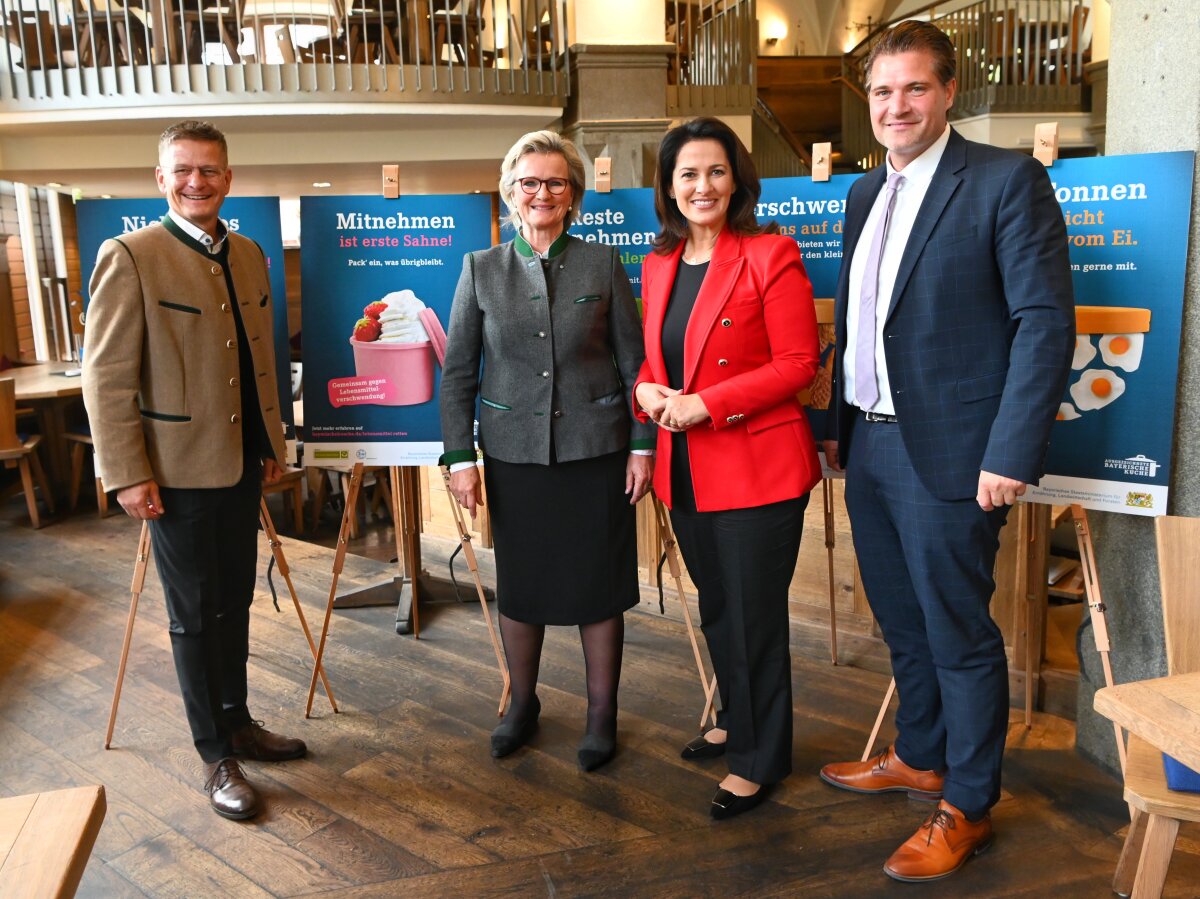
[1021,150,1194,516]
[299,194,492,466]
[76,197,295,457]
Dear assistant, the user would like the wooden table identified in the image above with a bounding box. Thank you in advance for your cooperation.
[2,361,84,501]
[1095,672,1200,772]
[0,785,106,898]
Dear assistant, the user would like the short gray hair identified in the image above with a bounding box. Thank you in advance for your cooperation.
[498,130,586,231]
[159,120,228,164]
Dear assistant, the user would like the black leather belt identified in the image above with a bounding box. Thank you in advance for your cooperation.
[860,409,899,423]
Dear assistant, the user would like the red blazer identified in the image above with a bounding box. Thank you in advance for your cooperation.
[635,229,822,512]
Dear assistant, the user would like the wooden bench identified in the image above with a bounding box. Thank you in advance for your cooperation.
[0,785,107,898]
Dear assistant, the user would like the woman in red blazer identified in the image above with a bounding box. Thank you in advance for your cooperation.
[634,117,821,819]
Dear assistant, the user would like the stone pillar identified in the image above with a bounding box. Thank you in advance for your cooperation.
[1074,1,1200,774]
[561,43,674,189]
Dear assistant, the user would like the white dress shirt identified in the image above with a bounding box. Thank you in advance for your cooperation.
[843,125,951,414]
[167,209,228,255]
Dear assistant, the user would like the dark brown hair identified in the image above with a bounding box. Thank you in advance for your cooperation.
[863,20,956,89]
[158,120,228,163]
[651,117,776,254]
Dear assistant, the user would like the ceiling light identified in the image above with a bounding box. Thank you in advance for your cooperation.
[101,194,112,199]
[312,181,332,188]
[47,181,63,188]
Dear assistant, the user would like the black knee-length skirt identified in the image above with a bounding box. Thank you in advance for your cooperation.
[482,450,639,626]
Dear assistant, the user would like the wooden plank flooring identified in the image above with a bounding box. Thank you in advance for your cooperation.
[2,504,1199,897]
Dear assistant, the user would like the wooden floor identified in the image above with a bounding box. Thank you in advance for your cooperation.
[2,500,1199,897]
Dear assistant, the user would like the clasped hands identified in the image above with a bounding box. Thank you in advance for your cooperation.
[635,382,710,432]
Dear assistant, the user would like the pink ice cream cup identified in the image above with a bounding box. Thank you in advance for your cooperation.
[348,337,434,405]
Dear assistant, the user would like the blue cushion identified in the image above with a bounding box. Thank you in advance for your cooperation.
[1163,753,1200,793]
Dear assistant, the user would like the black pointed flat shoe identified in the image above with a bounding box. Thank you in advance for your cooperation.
[710,783,773,820]
[681,732,727,761]
[577,733,616,772]
[490,697,540,758]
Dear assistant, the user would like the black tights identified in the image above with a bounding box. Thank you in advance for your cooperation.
[499,612,624,740]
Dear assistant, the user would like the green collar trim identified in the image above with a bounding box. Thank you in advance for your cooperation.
[514,229,570,259]
[161,215,228,261]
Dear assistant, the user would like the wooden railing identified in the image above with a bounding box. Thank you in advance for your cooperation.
[751,97,809,179]
[0,0,570,105]
[666,0,755,117]
[842,0,1093,168]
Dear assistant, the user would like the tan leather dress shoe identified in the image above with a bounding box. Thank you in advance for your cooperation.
[204,758,260,820]
[819,745,944,800]
[884,800,993,882]
[232,720,307,761]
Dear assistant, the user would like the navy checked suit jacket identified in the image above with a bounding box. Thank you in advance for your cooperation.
[828,128,1075,501]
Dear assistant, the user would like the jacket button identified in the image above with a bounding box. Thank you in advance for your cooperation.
[229,377,239,387]
[537,331,546,338]
[221,303,230,312]
[540,370,549,378]
[721,318,732,327]
[230,413,240,424]
[225,339,236,349]
[553,410,562,418]
[718,358,729,366]
[210,265,221,275]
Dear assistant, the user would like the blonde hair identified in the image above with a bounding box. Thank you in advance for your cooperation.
[498,130,586,231]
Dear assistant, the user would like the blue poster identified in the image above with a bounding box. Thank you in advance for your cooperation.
[299,194,493,466]
[574,188,658,310]
[76,197,295,447]
[1024,150,1195,516]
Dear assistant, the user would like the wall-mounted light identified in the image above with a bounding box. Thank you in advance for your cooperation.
[312,181,332,188]
[764,18,787,46]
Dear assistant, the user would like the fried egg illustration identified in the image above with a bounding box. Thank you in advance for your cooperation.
[1070,369,1126,411]
[1072,336,1097,370]
[1098,333,1144,372]
[1057,403,1081,421]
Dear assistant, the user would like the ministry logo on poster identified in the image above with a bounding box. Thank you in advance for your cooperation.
[1104,454,1160,478]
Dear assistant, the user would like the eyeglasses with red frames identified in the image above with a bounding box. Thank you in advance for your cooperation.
[516,177,570,195]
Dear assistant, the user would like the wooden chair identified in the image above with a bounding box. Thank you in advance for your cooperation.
[0,379,55,528]
[1107,515,1200,898]
[4,10,68,69]
[263,465,305,534]
[63,429,109,517]
[0,785,106,898]
[431,0,487,65]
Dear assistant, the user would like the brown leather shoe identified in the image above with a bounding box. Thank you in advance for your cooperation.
[884,800,993,882]
[819,745,944,800]
[204,758,260,820]
[232,720,307,762]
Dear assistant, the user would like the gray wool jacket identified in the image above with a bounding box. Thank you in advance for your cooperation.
[439,231,654,466]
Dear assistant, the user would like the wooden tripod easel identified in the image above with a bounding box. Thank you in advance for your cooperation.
[651,495,719,729]
[438,465,510,716]
[305,463,511,718]
[860,502,1126,775]
[105,500,337,750]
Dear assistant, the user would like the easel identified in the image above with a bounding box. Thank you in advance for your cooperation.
[105,500,337,749]
[651,494,718,728]
[305,463,510,717]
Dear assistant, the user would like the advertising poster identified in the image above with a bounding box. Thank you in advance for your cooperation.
[299,194,492,466]
[1024,150,1195,516]
[76,197,295,444]
[573,187,657,310]
[761,174,863,447]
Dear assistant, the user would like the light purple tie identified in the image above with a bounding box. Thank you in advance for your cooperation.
[855,172,905,409]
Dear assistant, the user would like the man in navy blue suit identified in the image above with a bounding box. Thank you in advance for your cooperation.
[819,21,1074,882]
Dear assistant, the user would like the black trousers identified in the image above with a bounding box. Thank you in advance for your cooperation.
[670,494,808,785]
[150,458,262,763]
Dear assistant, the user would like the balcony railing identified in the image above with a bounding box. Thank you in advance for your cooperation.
[0,0,570,105]
[842,0,1093,168]
[666,0,754,117]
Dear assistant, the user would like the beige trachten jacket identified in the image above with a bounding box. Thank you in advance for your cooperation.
[82,219,286,492]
